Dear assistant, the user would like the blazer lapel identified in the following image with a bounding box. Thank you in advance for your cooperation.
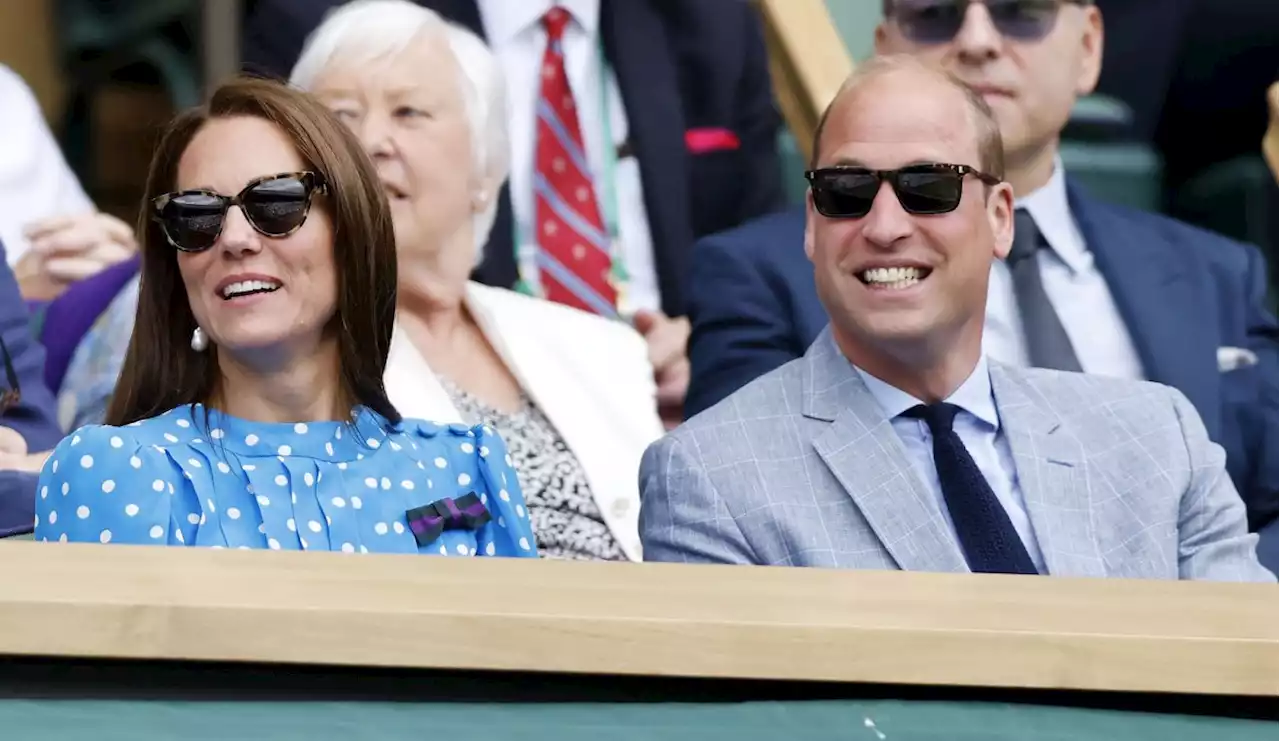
[989,363,1106,578]
[462,285,551,404]
[463,285,643,562]
[1067,182,1219,429]
[804,331,967,573]
[601,0,692,316]
[384,324,466,425]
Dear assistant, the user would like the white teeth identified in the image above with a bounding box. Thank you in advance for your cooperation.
[861,267,924,285]
[220,279,281,299]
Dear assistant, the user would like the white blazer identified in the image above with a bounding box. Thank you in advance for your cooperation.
[384,282,663,561]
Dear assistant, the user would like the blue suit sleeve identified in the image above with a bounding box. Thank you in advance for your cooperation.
[684,230,805,419]
[1234,243,1278,531]
[0,471,38,537]
[0,239,64,451]
[34,426,185,545]
[1239,243,1280,366]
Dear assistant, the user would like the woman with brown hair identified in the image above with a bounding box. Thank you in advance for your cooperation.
[33,78,536,557]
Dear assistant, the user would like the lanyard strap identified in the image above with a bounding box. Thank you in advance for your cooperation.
[595,39,630,291]
[595,39,621,245]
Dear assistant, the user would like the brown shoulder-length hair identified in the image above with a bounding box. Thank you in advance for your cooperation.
[105,76,400,427]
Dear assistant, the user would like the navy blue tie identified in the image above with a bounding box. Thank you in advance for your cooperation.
[904,403,1038,575]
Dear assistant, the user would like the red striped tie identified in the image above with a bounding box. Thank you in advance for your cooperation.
[533,6,617,316]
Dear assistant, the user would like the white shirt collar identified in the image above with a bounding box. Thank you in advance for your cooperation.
[853,355,1000,431]
[478,0,600,46]
[1015,156,1090,275]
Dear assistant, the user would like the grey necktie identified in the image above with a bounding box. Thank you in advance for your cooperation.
[1006,210,1082,372]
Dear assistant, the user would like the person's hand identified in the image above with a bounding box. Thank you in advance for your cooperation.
[1264,81,1274,183]
[0,425,47,473]
[0,426,27,457]
[17,212,137,301]
[633,310,691,430]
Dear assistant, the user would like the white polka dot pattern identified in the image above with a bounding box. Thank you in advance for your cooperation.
[33,409,537,558]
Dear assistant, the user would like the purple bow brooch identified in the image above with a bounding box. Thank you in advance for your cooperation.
[405,492,491,548]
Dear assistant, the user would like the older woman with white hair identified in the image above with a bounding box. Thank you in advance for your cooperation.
[290,0,662,562]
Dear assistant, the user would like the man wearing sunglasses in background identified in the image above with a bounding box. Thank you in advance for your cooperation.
[639,56,1272,582]
[681,0,1279,571]
[0,238,70,537]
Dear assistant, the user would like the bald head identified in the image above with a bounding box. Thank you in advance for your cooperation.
[810,55,1004,179]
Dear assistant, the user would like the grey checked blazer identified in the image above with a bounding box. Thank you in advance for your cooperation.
[640,328,1273,582]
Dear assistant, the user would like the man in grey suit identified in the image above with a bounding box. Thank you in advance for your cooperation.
[638,56,1272,582]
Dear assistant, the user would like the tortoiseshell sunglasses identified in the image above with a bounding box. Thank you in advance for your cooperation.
[150,171,328,253]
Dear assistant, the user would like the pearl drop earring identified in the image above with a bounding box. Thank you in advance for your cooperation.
[190,327,208,352]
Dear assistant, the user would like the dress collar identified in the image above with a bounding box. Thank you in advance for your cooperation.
[853,355,1000,431]
[479,0,600,46]
[149,404,393,462]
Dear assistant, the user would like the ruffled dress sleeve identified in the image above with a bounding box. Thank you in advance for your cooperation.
[35,424,195,545]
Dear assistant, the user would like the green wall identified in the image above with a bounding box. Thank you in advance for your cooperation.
[824,1,882,60]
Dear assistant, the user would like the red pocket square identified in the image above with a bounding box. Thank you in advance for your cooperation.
[685,128,740,153]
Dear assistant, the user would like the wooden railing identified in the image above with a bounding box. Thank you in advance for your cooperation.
[0,541,1273,697]
[753,0,854,162]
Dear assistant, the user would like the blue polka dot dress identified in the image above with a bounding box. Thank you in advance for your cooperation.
[34,405,539,558]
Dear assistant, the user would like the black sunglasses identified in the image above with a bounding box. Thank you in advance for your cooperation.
[805,163,1000,219]
[151,171,327,253]
[889,0,1089,45]
[0,335,20,415]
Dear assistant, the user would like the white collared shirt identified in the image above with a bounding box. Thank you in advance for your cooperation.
[854,356,1047,574]
[476,0,661,316]
[0,65,94,264]
[983,159,1145,380]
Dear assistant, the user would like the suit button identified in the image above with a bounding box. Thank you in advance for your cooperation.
[611,499,631,518]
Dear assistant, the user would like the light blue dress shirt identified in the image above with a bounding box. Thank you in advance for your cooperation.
[984,157,1145,381]
[853,357,1047,573]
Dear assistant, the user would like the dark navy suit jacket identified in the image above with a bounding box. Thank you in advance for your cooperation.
[0,238,67,537]
[683,183,1280,556]
[241,0,786,318]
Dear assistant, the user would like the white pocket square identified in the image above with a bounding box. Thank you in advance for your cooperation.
[1217,346,1258,372]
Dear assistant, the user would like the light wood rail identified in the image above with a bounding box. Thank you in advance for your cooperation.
[753,0,855,162]
[0,541,1273,697]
